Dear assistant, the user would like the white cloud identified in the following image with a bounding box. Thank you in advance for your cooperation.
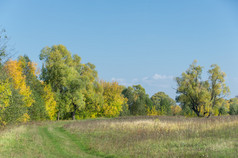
[152,74,173,80]
[142,77,149,81]
[111,77,125,83]
[141,73,174,89]
[111,77,130,86]
[111,73,176,98]
[111,73,174,89]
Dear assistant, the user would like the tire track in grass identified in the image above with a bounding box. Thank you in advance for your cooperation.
[39,126,71,157]
[38,125,99,158]
[1,122,112,158]
[58,127,115,158]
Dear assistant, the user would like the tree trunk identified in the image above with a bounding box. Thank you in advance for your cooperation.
[72,103,77,120]
[72,111,75,120]
[207,112,212,118]
[192,106,200,117]
[57,111,60,120]
[195,111,200,117]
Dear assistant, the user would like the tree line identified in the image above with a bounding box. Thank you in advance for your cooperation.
[0,30,238,126]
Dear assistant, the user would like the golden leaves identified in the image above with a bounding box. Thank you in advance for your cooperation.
[43,84,57,120]
[4,60,34,108]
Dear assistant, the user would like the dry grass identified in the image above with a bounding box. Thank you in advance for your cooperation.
[65,116,238,158]
[1,116,237,157]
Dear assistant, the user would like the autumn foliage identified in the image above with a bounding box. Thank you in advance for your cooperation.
[0,44,236,127]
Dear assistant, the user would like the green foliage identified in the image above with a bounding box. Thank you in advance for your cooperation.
[1,40,235,125]
[40,45,80,119]
[40,45,103,120]
[0,75,12,126]
[79,64,104,118]
[176,60,230,117]
[2,87,26,124]
[4,59,34,108]
[40,45,73,92]
[122,85,152,115]
[4,59,34,123]
[229,98,238,115]
[208,64,230,110]
[180,105,196,117]
[151,92,176,115]
[18,55,48,120]
[218,105,227,115]
[119,103,130,116]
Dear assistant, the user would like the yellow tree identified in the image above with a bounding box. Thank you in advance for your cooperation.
[80,63,104,118]
[4,59,34,122]
[18,55,49,120]
[147,106,158,116]
[101,81,127,117]
[171,105,182,116]
[43,84,57,120]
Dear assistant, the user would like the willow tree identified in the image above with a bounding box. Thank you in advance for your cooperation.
[208,64,230,114]
[176,61,229,117]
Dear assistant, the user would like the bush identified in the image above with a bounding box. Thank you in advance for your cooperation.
[229,103,238,115]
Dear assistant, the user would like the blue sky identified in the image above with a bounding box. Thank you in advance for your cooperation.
[0,0,238,99]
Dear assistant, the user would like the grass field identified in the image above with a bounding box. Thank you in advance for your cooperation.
[1,116,238,158]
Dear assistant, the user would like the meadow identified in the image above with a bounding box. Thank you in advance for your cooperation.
[1,116,238,158]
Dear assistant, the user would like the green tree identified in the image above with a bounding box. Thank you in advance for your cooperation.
[79,63,104,119]
[122,85,152,115]
[0,77,12,126]
[18,55,48,120]
[40,45,100,120]
[150,92,176,115]
[4,59,34,122]
[63,64,85,120]
[176,61,229,117]
[40,45,83,120]
[0,65,30,125]
[229,98,238,115]
[2,87,26,125]
[208,64,230,113]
